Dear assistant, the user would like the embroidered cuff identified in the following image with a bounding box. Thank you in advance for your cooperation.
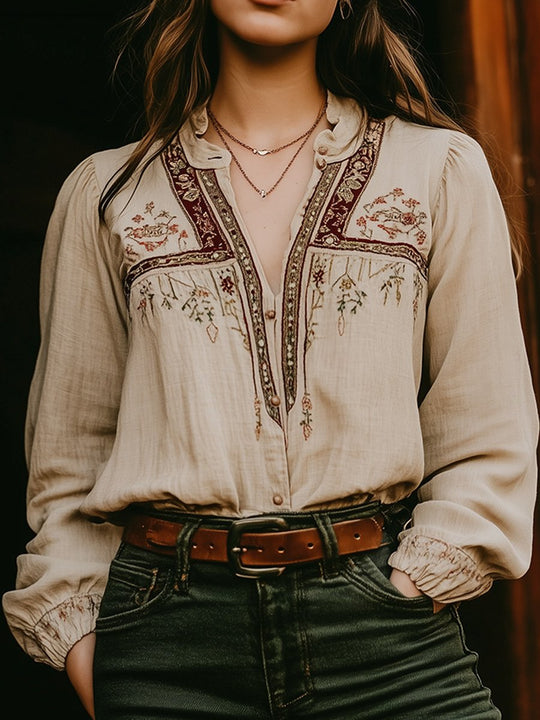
[34,594,101,670]
[388,533,492,603]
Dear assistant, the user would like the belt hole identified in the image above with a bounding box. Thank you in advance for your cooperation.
[209,543,215,550]
[307,542,314,549]
[192,542,198,549]
[278,546,286,554]
[257,546,264,553]
[354,533,361,540]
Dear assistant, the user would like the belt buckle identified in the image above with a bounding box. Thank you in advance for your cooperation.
[227,516,289,579]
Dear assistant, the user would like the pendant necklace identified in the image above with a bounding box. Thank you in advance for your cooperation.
[207,100,327,199]
[207,104,324,156]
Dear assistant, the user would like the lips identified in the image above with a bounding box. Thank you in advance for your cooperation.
[250,0,296,7]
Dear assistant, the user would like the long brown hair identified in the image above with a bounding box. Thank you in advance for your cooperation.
[99,0,522,271]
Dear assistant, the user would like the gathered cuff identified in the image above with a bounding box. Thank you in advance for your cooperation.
[388,533,492,604]
[33,594,101,670]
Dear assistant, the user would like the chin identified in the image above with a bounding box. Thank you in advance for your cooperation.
[211,0,337,48]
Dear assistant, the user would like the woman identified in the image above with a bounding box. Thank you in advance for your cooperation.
[3,0,538,718]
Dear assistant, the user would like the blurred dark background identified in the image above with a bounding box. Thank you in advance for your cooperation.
[1,2,538,718]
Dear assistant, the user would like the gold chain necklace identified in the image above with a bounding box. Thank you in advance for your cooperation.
[208,100,327,199]
[207,104,324,156]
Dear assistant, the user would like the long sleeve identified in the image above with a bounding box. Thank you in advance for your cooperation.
[388,132,539,603]
[2,157,128,669]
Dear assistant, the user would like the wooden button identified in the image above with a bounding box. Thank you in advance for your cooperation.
[270,395,281,407]
[265,309,276,320]
[273,494,284,506]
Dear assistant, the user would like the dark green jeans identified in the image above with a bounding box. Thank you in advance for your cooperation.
[94,504,501,719]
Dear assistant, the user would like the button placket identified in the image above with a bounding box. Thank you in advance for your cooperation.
[267,304,283,417]
[262,295,291,508]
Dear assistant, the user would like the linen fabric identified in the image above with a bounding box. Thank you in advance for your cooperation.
[3,92,538,670]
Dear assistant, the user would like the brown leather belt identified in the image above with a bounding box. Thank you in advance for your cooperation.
[123,512,386,578]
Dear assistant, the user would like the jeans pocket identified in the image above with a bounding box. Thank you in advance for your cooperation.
[96,543,176,631]
[341,544,433,611]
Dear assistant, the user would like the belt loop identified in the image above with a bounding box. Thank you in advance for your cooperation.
[174,518,202,594]
[380,501,413,541]
[313,513,340,579]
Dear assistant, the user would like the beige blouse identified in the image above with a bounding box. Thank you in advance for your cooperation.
[3,93,538,670]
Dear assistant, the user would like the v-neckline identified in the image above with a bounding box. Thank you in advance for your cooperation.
[205,114,338,300]
[160,116,385,421]
[221,169,323,302]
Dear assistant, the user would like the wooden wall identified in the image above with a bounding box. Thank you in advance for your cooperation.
[425,1,540,717]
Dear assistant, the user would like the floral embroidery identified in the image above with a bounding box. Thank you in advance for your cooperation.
[318,120,385,242]
[381,272,404,305]
[158,121,426,443]
[254,396,262,441]
[124,251,234,303]
[306,254,424,337]
[333,266,368,336]
[370,261,406,307]
[167,162,201,202]
[305,255,328,354]
[125,244,141,263]
[336,155,374,204]
[300,257,329,439]
[214,268,250,351]
[302,254,414,439]
[282,119,385,416]
[220,275,235,295]
[164,144,227,252]
[281,161,341,413]
[134,267,249,349]
[136,279,155,323]
[163,141,281,431]
[199,170,285,427]
[302,251,426,439]
[356,188,427,246]
[132,262,262,438]
[180,283,219,342]
[124,202,188,253]
[300,394,313,440]
[412,271,424,321]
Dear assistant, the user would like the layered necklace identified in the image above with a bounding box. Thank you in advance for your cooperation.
[207,99,327,199]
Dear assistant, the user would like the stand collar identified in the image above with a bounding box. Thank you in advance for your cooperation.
[178,91,368,169]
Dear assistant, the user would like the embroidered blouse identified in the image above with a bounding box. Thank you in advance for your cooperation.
[3,93,538,670]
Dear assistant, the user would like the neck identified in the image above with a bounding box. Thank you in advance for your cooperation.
[210,30,326,146]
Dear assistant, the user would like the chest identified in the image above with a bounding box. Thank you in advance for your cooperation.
[121,121,431,431]
[121,119,431,319]
[231,148,317,295]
